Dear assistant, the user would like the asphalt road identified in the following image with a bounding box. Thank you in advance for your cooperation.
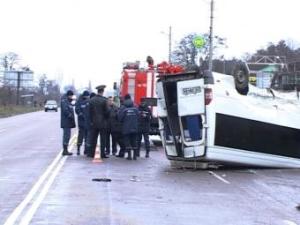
[1,111,300,225]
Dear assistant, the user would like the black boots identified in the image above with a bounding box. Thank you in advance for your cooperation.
[133,148,138,160]
[77,145,80,156]
[126,150,132,160]
[145,149,150,158]
[62,145,73,156]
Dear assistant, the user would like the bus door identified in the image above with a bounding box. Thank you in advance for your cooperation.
[157,81,177,156]
[177,79,206,158]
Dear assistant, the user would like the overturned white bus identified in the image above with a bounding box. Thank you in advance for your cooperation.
[157,66,300,168]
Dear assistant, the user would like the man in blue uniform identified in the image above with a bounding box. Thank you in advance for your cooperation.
[60,90,75,156]
[118,94,139,160]
[75,90,90,155]
[84,92,96,156]
[137,99,152,158]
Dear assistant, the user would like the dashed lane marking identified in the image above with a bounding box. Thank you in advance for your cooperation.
[208,171,230,184]
[3,135,76,225]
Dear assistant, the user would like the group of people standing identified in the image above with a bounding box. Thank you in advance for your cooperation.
[60,85,152,160]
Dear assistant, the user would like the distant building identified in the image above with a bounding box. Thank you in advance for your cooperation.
[246,56,285,87]
[0,70,34,89]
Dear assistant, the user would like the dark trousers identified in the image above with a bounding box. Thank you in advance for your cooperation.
[105,130,118,155]
[90,128,107,157]
[124,133,138,157]
[63,128,71,147]
[137,132,150,153]
[77,126,88,147]
[84,129,91,155]
[116,132,126,156]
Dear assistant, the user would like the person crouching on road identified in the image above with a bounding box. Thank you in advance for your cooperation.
[118,94,139,160]
[137,99,152,158]
[61,90,76,156]
[75,90,90,155]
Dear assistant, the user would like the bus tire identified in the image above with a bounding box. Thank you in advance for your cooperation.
[233,63,249,95]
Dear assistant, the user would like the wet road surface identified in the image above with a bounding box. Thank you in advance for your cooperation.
[1,111,300,225]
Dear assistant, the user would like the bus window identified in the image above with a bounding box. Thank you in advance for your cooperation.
[180,115,203,142]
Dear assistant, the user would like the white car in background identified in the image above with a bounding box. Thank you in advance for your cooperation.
[44,100,58,112]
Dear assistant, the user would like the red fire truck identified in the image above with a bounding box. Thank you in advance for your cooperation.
[118,59,159,135]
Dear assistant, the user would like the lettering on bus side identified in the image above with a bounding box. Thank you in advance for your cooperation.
[181,86,202,96]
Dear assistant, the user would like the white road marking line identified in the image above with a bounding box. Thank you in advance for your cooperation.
[0,176,10,181]
[208,171,230,184]
[283,220,298,225]
[3,135,76,225]
[3,154,62,225]
[0,129,6,133]
[19,156,67,225]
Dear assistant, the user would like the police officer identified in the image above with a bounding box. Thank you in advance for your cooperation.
[118,94,139,160]
[60,90,75,156]
[137,99,152,158]
[106,97,115,155]
[89,85,109,158]
[75,90,89,155]
[83,92,96,157]
[107,97,126,156]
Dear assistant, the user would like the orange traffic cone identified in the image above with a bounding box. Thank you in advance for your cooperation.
[92,145,103,163]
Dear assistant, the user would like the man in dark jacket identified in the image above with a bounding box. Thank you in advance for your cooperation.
[61,90,75,156]
[137,99,152,158]
[89,85,109,158]
[83,92,96,156]
[107,97,126,156]
[75,90,89,155]
[118,94,139,160]
[106,97,116,155]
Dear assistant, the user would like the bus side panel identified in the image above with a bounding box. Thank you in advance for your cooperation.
[214,113,300,159]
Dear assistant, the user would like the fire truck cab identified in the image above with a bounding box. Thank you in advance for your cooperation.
[119,61,159,135]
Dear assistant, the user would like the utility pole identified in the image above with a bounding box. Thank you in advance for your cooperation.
[169,26,172,64]
[208,0,214,72]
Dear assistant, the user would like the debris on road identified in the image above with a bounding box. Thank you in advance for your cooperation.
[92,178,112,182]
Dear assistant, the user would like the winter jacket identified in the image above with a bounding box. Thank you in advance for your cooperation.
[138,104,152,133]
[75,96,89,128]
[118,99,139,135]
[83,101,91,130]
[108,104,122,133]
[60,95,76,128]
[89,95,109,129]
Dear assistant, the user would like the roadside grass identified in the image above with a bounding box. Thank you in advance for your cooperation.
[0,105,43,118]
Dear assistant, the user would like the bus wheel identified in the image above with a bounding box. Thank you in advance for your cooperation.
[233,63,249,95]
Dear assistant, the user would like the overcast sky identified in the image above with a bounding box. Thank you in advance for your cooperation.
[0,0,299,91]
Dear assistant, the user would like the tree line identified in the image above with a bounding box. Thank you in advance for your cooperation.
[171,33,300,73]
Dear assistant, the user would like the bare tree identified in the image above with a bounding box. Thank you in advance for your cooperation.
[0,52,20,70]
[250,40,300,62]
[171,33,227,67]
